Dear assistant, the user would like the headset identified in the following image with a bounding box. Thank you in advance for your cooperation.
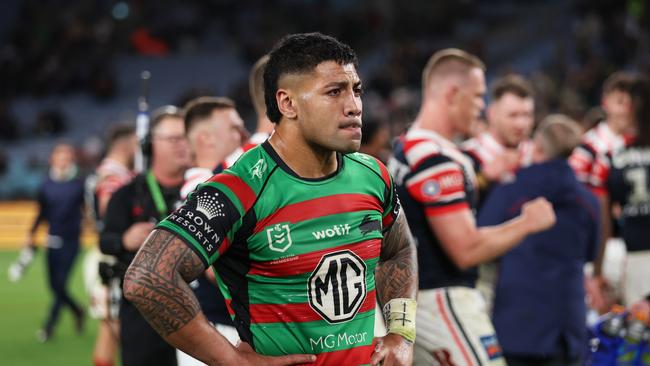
[140,105,183,161]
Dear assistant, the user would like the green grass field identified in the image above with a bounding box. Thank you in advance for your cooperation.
[0,250,100,365]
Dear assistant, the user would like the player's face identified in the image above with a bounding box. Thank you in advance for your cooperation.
[293,61,363,153]
[205,108,245,156]
[602,90,633,126]
[489,93,534,148]
[152,117,191,170]
[451,67,486,136]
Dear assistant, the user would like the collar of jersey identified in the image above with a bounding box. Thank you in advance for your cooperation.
[262,140,343,182]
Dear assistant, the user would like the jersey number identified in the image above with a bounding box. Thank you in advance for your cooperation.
[625,167,650,204]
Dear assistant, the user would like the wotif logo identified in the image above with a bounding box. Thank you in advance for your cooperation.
[312,224,351,240]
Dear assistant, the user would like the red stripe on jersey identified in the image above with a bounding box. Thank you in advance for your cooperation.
[249,289,376,324]
[382,212,395,230]
[308,343,376,366]
[407,169,465,205]
[373,157,391,189]
[249,239,381,277]
[209,173,256,212]
[424,202,469,216]
[225,299,235,316]
[217,237,231,256]
[253,194,382,234]
[590,186,608,197]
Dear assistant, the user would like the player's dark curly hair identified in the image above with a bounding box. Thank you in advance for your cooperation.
[264,32,358,123]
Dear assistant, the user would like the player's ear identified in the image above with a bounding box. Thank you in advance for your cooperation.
[276,89,297,120]
[445,84,459,105]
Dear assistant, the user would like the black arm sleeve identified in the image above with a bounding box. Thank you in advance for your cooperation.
[99,183,134,256]
[29,188,46,234]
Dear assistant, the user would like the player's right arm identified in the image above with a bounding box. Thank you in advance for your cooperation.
[123,182,315,366]
[429,198,555,269]
[404,155,555,270]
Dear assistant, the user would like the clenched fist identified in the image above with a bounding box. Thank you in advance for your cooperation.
[521,197,556,233]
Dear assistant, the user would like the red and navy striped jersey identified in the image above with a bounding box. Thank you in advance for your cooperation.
[388,128,478,289]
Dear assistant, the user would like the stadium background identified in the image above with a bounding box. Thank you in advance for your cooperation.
[0,0,648,365]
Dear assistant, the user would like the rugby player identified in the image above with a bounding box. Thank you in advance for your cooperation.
[123,32,418,366]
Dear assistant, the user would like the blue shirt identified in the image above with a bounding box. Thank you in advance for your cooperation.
[36,175,85,241]
[478,159,600,358]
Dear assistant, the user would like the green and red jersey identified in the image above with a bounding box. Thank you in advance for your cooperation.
[157,141,399,365]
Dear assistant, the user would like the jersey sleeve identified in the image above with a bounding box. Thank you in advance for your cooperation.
[373,158,401,233]
[570,144,610,196]
[405,154,469,216]
[156,175,247,267]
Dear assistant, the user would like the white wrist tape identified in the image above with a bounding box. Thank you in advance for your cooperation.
[383,298,417,343]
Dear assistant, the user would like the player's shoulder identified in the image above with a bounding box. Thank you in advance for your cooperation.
[216,144,278,192]
[344,152,392,187]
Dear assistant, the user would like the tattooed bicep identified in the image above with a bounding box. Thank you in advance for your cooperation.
[381,209,413,261]
[133,229,207,283]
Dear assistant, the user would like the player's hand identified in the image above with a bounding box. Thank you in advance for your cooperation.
[122,222,156,251]
[586,275,612,314]
[23,234,36,249]
[521,197,556,233]
[370,333,413,366]
[229,341,316,366]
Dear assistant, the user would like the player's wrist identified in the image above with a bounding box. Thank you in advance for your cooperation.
[383,298,417,344]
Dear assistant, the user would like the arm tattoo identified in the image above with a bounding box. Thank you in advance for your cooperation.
[376,211,418,306]
[123,229,207,337]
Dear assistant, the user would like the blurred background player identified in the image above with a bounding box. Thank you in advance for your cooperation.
[388,48,556,366]
[569,72,637,313]
[607,76,650,308]
[84,124,137,366]
[479,115,600,366]
[462,74,536,310]
[23,143,86,342]
[224,55,274,167]
[177,96,243,365]
[100,106,190,366]
[360,118,392,164]
[462,74,535,197]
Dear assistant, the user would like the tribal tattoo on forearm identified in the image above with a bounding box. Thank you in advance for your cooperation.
[376,211,418,306]
[123,229,207,337]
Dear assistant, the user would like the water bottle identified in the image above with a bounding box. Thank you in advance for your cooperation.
[617,312,647,366]
[587,305,626,366]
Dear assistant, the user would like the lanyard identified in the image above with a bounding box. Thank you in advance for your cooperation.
[146,171,168,220]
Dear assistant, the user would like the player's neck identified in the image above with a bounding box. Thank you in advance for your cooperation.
[487,128,507,148]
[413,102,454,141]
[268,129,338,179]
[105,150,131,169]
[150,162,184,187]
[194,148,223,171]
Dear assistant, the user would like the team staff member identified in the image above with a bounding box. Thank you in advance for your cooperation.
[26,143,86,342]
[389,48,555,366]
[480,115,600,366]
[100,107,191,366]
[123,32,418,366]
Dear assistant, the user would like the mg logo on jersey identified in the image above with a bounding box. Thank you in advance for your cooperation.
[308,250,367,323]
[266,223,292,252]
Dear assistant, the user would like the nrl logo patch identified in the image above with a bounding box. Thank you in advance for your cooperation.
[266,223,293,252]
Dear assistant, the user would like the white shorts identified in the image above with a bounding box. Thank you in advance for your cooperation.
[414,287,506,366]
[83,248,117,319]
[176,323,239,366]
[623,250,650,306]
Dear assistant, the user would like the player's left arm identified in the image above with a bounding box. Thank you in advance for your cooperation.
[372,209,418,366]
